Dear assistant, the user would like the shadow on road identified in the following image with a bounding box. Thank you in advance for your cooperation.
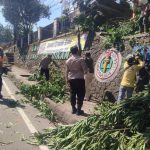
[0,98,25,108]
[81,112,91,117]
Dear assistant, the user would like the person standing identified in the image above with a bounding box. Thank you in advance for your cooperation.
[39,54,58,81]
[134,51,149,92]
[0,47,4,98]
[117,54,144,103]
[66,46,87,115]
[84,52,94,101]
[131,0,150,33]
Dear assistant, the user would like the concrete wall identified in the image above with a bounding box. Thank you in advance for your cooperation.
[89,37,131,101]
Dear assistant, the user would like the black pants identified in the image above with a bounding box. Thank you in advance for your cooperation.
[69,79,85,111]
[40,68,49,81]
[139,13,150,33]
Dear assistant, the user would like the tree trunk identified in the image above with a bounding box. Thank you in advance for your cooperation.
[13,28,17,44]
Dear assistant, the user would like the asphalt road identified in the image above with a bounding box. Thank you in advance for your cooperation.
[0,76,54,150]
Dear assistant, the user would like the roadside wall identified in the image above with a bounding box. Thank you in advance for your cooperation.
[11,33,150,102]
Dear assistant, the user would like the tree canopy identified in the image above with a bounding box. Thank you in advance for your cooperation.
[0,24,13,43]
[0,0,50,41]
[73,0,132,31]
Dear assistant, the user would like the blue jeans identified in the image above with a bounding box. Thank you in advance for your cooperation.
[117,86,134,103]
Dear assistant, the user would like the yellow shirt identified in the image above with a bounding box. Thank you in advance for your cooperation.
[121,60,144,87]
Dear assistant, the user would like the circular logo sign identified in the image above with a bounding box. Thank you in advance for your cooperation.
[95,48,122,82]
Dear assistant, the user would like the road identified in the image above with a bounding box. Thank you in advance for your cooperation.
[0,76,54,150]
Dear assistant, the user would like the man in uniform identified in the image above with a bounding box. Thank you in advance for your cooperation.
[66,46,88,115]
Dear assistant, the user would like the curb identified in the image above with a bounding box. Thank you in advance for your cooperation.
[44,98,85,124]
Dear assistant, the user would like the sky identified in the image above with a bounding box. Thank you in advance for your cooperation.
[0,0,62,31]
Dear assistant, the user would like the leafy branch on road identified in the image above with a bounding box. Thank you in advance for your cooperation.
[29,85,150,149]
[25,67,68,102]
[18,67,68,122]
[21,97,56,121]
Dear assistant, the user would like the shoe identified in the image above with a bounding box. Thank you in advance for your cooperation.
[76,110,84,116]
[72,108,77,114]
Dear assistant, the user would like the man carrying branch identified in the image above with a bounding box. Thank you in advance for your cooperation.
[39,54,58,81]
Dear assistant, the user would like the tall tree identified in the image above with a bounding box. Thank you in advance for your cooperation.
[72,0,132,52]
[0,0,50,43]
[0,24,13,43]
[73,0,132,31]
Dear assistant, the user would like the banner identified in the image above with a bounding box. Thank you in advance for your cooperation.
[38,34,87,56]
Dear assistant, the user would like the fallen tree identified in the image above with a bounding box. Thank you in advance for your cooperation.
[28,85,150,150]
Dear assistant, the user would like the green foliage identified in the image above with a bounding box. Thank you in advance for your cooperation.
[29,85,150,149]
[103,20,139,48]
[73,0,131,32]
[21,67,67,103]
[21,95,55,121]
[74,14,98,32]
[0,0,50,40]
[28,73,44,81]
[19,68,67,121]
[0,24,13,43]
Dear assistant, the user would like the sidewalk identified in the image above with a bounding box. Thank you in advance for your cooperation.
[7,65,97,124]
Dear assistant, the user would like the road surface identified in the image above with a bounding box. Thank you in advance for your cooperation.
[0,76,54,150]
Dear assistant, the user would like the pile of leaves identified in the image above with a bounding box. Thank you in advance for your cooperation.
[21,67,67,103]
[29,85,150,150]
[20,80,66,103]
[28,68,46,81]
[28,73,44,81]
[19,81,57,121]
[21,97,56,121]
[19,67,68,121]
